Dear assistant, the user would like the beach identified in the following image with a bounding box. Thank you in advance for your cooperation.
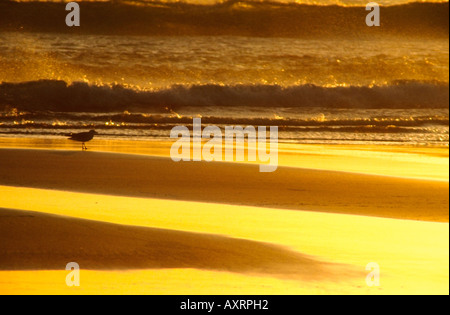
[0,140,448,295]
[0,0,448,296]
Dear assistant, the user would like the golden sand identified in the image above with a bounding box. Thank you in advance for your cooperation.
[0,139,448,294]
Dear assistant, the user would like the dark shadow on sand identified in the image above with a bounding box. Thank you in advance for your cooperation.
[0,208,358,281]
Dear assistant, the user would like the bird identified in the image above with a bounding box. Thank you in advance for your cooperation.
[68,130,98,151]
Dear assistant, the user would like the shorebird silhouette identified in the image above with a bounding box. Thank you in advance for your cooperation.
[68,130,98,151]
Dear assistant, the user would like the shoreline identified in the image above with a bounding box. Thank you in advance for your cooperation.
[0,137,448,182]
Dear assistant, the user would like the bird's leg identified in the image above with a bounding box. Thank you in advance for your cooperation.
[82,143,86,151]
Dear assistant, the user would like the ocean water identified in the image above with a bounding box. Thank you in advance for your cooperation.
[0,0,448,145]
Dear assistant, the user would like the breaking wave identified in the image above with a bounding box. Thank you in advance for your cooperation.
[0,1,448,38]
[0,80,448,112]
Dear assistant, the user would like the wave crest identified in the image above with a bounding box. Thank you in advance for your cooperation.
[0,80,448,112]
[0,1,448,37]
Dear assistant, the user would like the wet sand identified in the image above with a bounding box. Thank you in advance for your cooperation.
[0,139,448,294]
